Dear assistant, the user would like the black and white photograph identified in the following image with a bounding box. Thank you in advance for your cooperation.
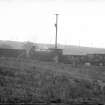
[0,0,105,105]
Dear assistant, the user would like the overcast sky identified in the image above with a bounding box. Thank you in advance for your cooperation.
[0,0,105,48]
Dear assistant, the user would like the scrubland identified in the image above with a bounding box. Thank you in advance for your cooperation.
[0,57,105,105]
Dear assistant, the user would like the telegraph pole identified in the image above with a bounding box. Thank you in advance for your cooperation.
[55,14,59,49]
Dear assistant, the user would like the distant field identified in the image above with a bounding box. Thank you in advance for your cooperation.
[0,57,105,104]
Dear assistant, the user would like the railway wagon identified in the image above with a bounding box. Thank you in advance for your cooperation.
[59,54,86,65]
[0,47,63,62]
[86,54,105,66]
[60,54,105,66]
[30,51,56,61]
[29,48,63,62]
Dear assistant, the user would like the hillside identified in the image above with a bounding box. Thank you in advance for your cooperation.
[0,40,105,55]
[61,45,105,55]
[0,57,105,104]
[0,40,24,49]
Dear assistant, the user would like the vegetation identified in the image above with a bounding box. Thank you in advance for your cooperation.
[0,58,105,105]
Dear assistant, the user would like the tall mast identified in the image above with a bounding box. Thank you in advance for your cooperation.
[55,14,59,49]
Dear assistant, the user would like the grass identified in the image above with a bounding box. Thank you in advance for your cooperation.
[0,57,105,104]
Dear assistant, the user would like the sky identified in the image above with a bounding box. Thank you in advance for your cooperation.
[0,0,105,48]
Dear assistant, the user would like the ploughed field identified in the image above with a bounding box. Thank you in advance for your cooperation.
[0,57,105,105]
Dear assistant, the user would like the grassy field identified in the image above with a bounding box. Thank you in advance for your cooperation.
[0,57,105,105]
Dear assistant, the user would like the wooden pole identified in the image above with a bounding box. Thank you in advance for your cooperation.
[55,14,59,49]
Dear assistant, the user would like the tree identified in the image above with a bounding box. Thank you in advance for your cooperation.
[22,41,36,58]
